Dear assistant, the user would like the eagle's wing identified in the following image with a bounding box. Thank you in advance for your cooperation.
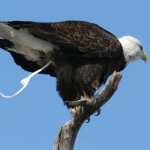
[6,21,122,59]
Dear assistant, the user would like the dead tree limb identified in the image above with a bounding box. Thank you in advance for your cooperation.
[53,71,122,150]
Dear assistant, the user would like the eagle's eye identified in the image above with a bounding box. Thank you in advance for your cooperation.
[139,45,143,51]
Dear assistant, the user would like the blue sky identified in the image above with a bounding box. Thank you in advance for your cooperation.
[0,0,149,150]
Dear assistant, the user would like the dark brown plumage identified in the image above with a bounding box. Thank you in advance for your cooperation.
[0,21,126,106]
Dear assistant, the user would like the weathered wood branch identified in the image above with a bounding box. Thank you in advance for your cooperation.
[53,71,122,150]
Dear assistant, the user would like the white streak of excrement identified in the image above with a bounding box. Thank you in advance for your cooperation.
[0,60,51,99]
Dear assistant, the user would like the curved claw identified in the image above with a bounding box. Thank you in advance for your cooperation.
[94,108,101,116]
[85,116,90,123]
[95,111,100,116]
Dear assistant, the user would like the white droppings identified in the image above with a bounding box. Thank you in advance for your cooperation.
[0,60,51,99]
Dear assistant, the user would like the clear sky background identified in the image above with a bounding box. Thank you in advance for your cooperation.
[0,0,149,150]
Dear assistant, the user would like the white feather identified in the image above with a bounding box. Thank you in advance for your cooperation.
[0,23,57,62]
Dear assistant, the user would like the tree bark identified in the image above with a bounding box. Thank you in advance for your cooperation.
[53,72,122,150]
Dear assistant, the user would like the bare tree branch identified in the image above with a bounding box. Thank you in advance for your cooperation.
[53,71,122,150]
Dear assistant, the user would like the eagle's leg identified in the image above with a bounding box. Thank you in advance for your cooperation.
[83,91,101,116]
[82,91,91,101]
[71,107,79,116]
[71,92,91,116]
[71,91,90,123]
[67,91,101,117]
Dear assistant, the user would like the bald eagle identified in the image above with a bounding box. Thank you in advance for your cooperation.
[0,21,147,107]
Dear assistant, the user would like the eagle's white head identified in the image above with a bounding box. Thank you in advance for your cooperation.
[118,36,147,65]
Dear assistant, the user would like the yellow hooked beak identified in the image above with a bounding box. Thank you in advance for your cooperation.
[142,53,147,62]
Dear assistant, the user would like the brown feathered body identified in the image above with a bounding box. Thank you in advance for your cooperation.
[0,21,126,106]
